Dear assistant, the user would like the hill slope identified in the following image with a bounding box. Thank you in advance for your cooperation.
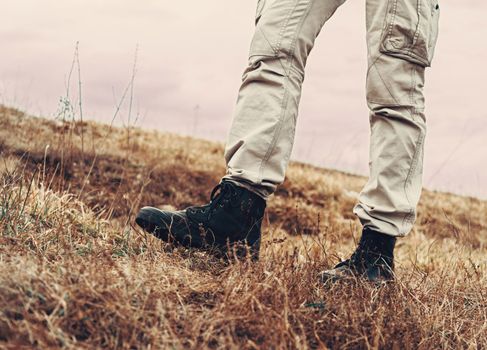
[0,105,486,349]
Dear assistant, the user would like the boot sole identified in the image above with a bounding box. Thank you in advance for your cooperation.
[320,269,394,285]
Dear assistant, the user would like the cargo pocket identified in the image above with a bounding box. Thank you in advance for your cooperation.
[380,0,440,67]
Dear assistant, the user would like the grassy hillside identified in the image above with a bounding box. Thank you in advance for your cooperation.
[0,105,486,349]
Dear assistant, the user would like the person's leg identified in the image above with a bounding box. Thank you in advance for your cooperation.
[223,0,347,198]
[136,0,347,258]
[323,0,439,282]
[354,0,440,238]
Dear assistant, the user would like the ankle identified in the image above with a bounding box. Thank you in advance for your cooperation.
[359,228,396,258]
[221,178,268,201]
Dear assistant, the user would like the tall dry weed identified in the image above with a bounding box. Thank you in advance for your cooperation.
[0,106,486,349]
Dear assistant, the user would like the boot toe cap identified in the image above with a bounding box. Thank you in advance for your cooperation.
[135,207,188,240]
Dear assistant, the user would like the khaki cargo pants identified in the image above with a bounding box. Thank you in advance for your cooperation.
[223,0,440,237]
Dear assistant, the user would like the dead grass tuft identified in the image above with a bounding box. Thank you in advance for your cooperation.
[0,105,486,349]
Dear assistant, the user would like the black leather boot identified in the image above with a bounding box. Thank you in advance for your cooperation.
[321,228,396,283]
[135,180,266,259]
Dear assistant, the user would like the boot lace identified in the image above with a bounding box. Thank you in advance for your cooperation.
[189,182,239,218]
[339,234,392,270]
[335,238,367,269]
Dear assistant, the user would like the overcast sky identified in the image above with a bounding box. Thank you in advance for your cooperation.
[1,0,486,199]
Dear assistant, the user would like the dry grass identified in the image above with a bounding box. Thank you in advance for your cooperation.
[0,105,486,349]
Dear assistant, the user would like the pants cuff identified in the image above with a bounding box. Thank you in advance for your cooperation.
[221,177,268,200]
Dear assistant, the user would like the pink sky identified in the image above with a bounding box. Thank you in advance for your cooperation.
[1,0,486,199]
